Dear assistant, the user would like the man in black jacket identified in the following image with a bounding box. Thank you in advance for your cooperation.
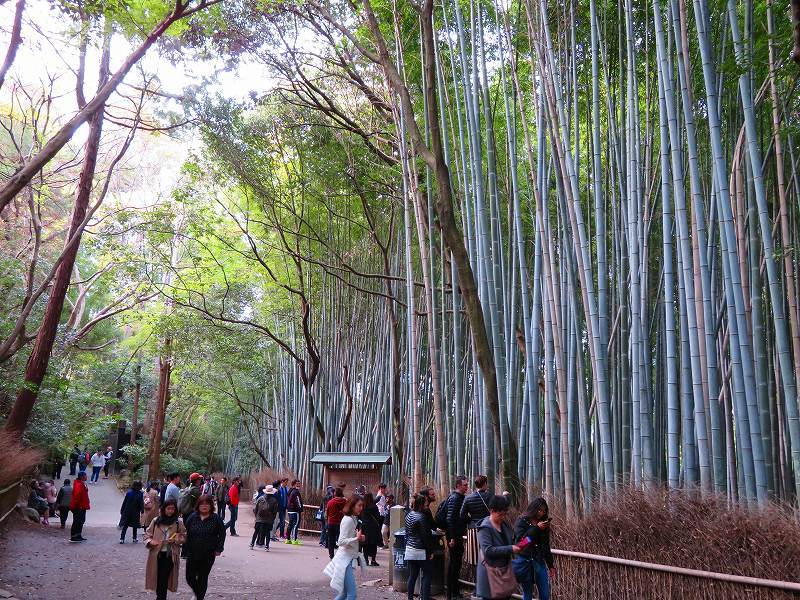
[459,475,493,569]
[459,475,493,527]
[444,476,468,600]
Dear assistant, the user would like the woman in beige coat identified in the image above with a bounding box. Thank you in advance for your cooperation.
[141,481,160,528]
[144,499,186,600]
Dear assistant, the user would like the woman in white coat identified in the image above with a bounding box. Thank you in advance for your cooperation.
[324,495,365,600]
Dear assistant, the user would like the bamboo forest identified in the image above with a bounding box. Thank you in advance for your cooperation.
[4,0,800,529]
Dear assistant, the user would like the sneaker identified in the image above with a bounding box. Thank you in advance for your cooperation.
[69,538,81,543]
[371,561,380,567]
[264,547,270,552]
[132,539,138,544]
[77,536,87,541]
[249,544,254,549]
[119,539,125,544]
[293,540,302,545]
[285,539,293,544]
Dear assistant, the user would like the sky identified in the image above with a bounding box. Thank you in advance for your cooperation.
[0,0,275,208]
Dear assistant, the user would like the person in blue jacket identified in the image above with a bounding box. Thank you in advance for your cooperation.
[277,477,289,539]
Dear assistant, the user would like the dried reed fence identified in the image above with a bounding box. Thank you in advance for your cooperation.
[546,489,800,599]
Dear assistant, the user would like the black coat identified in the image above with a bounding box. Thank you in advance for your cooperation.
[444,491,467,540]
[185,512,226,559]
[120,490,144,528]
[460,490,494,528]
[360,504,383,546]
[513,516,554,568]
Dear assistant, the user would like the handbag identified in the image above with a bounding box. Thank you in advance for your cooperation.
[483,559,519,598]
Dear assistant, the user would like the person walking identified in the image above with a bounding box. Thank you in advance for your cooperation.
[89,449,105,483]
[326,487,347,559]
[319,485,334,548]
[164,473,181,504]
[276,477,289,539]
[52,455,64,480]
[120,480,145,543]
[144,499,186,600]
[512,498,555,600]
[360,493,382,566]
[223,476,241,536]
[69,471,90,542]
[69,446,79,476]
[375,483,388,548]
[179,474,204,558]
[251,484,278,550]
[405,492,437,600]
[55,479,72,529]
[184,495,225,600]
[444,476,469,600]
[475,495,519,600]
[285,479,303,545]
[323,495,365,600]
[381,493,397,547]
[103,446,114,479]
[142,481,160,529]
[215,477,229,521]
[77,448,89,473]
[460,475,493,567]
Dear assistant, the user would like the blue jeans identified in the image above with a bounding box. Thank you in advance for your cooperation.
[90,466,101,482]
[225,505,239,535]
[516,558,550,600]
[319,520,328,546]
[278,508,286,536]
[334,560,356,600]
[406,559,432,600]
[287,511,299,540]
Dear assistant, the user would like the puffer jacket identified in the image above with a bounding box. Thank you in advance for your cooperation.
[459,490,494,528]
[444,490,466,540]
[404,509,436,554]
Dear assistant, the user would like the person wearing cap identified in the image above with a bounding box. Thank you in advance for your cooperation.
[251,484,279,551]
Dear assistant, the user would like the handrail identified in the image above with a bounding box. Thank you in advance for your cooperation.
[301,506,800,592]
[550,548,800,592]
[0,479,24,524]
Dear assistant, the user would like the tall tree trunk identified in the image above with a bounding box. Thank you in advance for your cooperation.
[3,28,110,437]
[148,340,172,477]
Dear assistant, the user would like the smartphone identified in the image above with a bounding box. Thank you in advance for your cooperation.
[517,536,532,549]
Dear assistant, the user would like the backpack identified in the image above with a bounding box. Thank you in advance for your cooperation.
[177,486,197,515]
[434,496,450,531]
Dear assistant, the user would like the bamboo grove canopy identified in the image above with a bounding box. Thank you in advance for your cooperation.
[2,0,800,518]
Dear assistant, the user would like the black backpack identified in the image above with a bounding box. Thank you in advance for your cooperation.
[434,496,450,530]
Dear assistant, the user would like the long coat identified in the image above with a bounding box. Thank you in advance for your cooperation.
[141,489,159,528]
[361,504,383,547]
[475,517,516,599]
[120,490,144,528]
[143,518,186,593]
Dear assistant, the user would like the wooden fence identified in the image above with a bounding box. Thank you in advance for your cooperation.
[299,506,800,598]
[0,480,23,525]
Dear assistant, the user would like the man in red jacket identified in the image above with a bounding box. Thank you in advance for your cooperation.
[224,476,241,536]
[69,471,90,542]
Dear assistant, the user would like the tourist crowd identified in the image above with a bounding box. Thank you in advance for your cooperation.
[29,453,553,600]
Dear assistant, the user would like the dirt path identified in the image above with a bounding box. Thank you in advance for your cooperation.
[0,479,405,599]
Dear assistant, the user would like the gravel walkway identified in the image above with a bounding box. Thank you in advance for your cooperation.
[0,479,406,600]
